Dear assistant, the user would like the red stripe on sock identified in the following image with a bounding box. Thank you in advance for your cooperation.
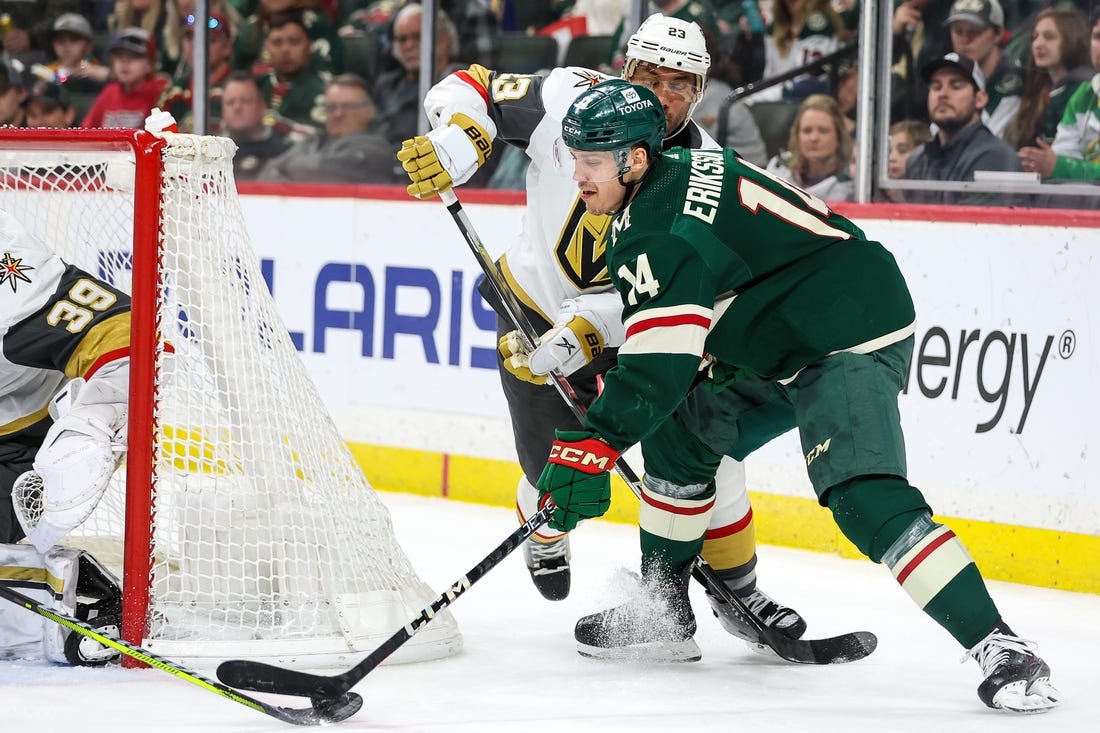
[641,490,715,516]
[895,529,956,585]
[704,508,753,540]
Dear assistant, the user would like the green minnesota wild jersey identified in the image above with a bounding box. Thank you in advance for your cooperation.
[585,148,916,451]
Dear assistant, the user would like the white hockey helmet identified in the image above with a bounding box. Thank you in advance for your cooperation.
[623,13,711,98]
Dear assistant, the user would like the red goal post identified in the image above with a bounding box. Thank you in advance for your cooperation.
[0,128,461,670]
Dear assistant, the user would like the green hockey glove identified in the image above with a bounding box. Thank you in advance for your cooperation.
[536,430,620,531]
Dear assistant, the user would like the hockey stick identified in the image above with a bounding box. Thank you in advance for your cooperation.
[0,581,361,726]
[219,190,871,703]
[217,503,556,699]
[437,189,876,665]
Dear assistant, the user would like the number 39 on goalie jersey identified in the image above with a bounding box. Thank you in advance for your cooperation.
[0,210,131,434]
[423,64,718,323]
[585,148,917,452]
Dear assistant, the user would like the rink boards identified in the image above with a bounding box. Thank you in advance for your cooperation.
[236,184,1100,594]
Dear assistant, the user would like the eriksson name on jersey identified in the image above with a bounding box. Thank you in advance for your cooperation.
[682,150,724,224]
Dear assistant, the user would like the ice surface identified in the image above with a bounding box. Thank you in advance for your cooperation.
[2,493,1096,732]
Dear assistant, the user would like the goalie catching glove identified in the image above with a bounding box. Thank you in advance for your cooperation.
[397,111,495,198]
[499,291,627,385]
[536,430,620,531]
[15,363,129,553]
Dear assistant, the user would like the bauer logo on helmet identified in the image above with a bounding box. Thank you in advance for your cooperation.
[656,44,691,58]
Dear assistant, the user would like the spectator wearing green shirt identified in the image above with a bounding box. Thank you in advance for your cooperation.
[256,9,331,131]
[1018,7,1100,183]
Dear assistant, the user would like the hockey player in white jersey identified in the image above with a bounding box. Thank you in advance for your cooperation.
[398,15,808,654]
[0,209,126,665]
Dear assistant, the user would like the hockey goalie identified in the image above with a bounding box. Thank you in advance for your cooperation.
[0,208,126,665]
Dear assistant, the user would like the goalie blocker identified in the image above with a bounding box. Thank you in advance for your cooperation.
[0,544,122,665]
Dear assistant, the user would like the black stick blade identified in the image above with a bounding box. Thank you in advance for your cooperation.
[270,693,363,726]
[218,659,346,698]
[770,629,879,665]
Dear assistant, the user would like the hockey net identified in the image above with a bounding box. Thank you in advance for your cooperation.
[0,129,461,669]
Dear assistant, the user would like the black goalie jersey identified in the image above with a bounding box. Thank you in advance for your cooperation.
[0,210,131,436]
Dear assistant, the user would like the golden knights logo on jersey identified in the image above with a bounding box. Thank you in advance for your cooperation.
[1,251,35,292]
[554,199,612,289]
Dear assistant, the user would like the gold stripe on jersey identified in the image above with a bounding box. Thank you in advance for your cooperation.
[554,196,611,290]
[0,405,49,437]
[499,255,552,324]
[463,63,492,89]
[64,311,131,379]
[0,565,65,594]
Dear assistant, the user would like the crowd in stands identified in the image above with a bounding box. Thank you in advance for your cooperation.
[0,0,1094,202]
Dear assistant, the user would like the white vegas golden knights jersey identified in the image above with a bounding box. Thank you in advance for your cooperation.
[424,64,718,322]
[0,210,131,436]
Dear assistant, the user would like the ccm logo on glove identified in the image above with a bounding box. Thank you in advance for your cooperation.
[548,436,618,473]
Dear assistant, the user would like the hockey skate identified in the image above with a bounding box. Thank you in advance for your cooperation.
[523,534,570,601]
[966,627,1061,713]
[64,552,122,666]
[706,585,807,650]
[575,568,700,662]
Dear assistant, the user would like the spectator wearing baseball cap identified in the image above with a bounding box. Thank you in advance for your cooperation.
[24,78,76,128]
[900,52,1025,207]
[157,11,236,132]
[944,0,1022,139]
[50,12,93,41]
[80,27,169,129]
[44,12,109,94]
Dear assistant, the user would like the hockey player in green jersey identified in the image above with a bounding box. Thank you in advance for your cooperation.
[397,13,807,651]
[533,78,1061,713]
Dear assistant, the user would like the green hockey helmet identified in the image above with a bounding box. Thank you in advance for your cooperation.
[562,79,666,157]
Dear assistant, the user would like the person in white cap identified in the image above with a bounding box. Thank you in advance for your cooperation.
[944,0,1023,138]
[43,12,109,89]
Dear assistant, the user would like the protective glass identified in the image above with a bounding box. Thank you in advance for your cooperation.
[552,138,631,183]
[626,62,700,102]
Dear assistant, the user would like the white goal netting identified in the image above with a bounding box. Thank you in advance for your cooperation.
[0,130,461,670]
